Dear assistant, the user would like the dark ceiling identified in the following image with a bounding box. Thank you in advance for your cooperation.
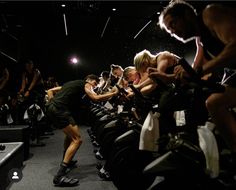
[0,1,231,83]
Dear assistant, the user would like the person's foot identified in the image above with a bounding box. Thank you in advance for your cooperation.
[53,175,79,187]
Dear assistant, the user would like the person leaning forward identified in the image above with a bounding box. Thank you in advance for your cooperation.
[46,74,118,187]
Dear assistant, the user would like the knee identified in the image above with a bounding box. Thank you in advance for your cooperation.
[73,137,83,146]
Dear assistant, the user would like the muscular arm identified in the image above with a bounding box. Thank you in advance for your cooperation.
[202,4,236,74]
[0,68,9,90]
[192,37,206,69]
[84,83,117,102]
[47,86,62,100]
[20,73,26,92]
[150,52,177,83]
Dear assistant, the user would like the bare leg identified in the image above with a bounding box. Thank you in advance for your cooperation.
[62,124,83,164]
[206,86,236,152]
[64,135,71,151]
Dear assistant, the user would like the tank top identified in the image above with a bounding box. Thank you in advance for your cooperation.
[50,80,87,111]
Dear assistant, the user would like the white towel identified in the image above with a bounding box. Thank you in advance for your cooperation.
[139,111,160,152]
[117,105,124,114]
[24,104,45,121]
[197,122,219,178]
[174,110,186,126]
[104,101,113,110]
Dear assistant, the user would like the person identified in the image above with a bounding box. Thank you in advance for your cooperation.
[18,59,45,106]
[159,0,236,166]
[133,49,180,95]
[110,64,123,79]
[45,76,59,90]
[46,74,118,186]
[110,64,127,88]
[97,71,112,94]
[0,61,10,106]
[122,66,141,85]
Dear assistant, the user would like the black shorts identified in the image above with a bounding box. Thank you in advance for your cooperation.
[46,103,77,129]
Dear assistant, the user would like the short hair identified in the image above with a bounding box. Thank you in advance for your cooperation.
[159,0,197,30]
[110,64,123,76]
[123,66,136,81]
[84,74,100,83]
[133,49,155,73]
[101,71,110,79]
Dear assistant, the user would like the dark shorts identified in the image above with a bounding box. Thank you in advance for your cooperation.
[46,103,77,129]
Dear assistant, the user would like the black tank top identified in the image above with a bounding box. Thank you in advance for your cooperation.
[50,80,86,111]
[25,69,44,90]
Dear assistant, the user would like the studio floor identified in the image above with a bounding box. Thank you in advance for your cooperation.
[9,125,118,190]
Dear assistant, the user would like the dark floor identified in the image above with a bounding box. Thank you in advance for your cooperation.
[8,124,163,190]
[9,125,118,190]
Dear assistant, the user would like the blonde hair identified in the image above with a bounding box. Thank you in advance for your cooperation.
[123,66,136,81]
[133,49,156,73]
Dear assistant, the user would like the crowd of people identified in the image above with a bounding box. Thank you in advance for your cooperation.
[1,0,236,188]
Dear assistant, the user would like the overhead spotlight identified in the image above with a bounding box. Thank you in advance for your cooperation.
[70,56,79,65]
[112,8,116,11]
[157,12,160,15]
[61,4,66,8]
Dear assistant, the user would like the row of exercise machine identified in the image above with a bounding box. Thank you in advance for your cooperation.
[87,59,235,190]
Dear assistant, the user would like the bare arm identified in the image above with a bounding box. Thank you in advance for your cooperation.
[192,37,206,69]
[47,86,62,100]
[84,83,117,102]
[202,4,236,74]
[0,68,9,90]
[149,52,178,83]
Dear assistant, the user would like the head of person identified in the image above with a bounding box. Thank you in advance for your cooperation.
[84,74,100,89]
[110,64,123,78]
[24,59,34,73]
[159,0,198,43]
[123,66,140,84]
[133,49,156,73]
[101,71,110,81]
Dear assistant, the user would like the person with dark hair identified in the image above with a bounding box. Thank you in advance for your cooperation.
[18,59,45,106]
[159,0,236,169]
[45,76,59,90]
[97,71,112,94]
[110,64,123,79]
[46,74,118,187]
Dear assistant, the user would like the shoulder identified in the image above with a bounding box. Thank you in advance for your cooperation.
[157,51,178,61]
[203,4,225,26]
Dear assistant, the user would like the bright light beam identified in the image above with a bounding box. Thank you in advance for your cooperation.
[133,20,152,39]
[63,13,68,36]
[101,16,111,39]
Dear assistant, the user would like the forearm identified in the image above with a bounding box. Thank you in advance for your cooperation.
[92,91,116,102]
[202,43,236,74]
[47,86,61,100]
